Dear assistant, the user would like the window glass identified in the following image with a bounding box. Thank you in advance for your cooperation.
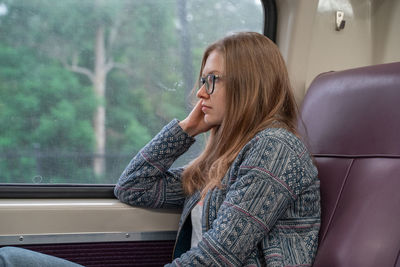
[0,0,263,184]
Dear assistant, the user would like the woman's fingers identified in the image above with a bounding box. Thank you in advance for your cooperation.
[179,100,212,137]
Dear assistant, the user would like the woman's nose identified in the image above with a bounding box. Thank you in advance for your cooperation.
[196,84,209,99]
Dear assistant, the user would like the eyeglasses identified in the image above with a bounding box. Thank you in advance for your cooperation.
[199,74,223,95]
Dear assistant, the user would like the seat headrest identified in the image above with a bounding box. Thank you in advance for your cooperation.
[299,62,400,157]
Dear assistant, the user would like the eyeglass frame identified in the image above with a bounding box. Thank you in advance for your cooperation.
[199,74,223,95]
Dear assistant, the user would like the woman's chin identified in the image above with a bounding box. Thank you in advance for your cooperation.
[204,115,221,127]
[204,115,213,125]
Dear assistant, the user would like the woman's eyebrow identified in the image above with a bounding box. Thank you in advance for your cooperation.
[201,70,222,76]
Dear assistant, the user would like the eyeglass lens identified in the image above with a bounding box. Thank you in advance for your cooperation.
[199,74,216,94]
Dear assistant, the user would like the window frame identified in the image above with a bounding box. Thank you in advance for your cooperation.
[262,0,277,42]
[0,184,115,198]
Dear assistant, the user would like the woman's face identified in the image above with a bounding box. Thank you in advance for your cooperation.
[197,50,226,127]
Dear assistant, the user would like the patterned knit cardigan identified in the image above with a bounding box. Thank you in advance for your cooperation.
[114,119,321,266]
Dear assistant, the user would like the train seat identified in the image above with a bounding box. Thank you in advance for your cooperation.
[298,62,400,267]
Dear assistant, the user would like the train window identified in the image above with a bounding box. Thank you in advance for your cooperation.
[0,0,264,195]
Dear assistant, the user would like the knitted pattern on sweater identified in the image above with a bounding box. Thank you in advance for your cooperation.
[115,119,321,266]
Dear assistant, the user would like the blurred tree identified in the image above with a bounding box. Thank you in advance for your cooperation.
[0,0,262,184]
[0,0,184,180]
[177,0,194,111]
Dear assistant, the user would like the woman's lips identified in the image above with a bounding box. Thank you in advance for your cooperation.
[202,105,211,112]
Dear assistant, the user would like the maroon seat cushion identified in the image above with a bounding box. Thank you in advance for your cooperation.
[298,62,400,267]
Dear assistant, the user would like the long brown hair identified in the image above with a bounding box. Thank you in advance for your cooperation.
[182,32,298,196]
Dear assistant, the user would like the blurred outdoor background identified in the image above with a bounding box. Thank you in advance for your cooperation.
[0,0,262,184]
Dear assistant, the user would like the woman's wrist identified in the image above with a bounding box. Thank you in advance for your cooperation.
[178,120,198,137]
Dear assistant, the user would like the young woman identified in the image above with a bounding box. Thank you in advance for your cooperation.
[114,32,321,266]
[0,32,320,266]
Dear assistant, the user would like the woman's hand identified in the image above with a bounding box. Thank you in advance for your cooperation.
[179,100,214,137]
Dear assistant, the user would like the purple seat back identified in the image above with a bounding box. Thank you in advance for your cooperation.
[298,62,400,267]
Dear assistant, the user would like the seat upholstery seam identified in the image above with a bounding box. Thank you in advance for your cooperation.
[319,158,354,244]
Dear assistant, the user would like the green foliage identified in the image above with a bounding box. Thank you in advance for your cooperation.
[0,0,263,184]
[0,44,95,182]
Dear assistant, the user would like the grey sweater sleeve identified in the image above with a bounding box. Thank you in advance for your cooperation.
[114,119,195,209]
